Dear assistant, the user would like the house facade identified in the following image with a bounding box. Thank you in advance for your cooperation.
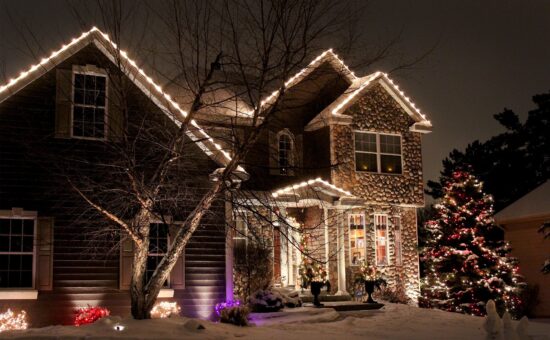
[209,51,432,299]
[495,181,550,317]
[0,28,431,326]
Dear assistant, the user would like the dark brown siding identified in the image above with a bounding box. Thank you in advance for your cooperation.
[0,43,226,325]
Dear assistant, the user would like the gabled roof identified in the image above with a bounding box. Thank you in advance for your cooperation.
[305,71,432,133]
[494,180,550,224]
[245,49,357,116]
[272,177,353,198]
[0,27,233,167]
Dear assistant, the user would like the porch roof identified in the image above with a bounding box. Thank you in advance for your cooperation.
[271,178,363,207]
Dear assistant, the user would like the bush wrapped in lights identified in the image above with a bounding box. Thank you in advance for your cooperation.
[74,306,110,326]
[150,302,181,319]
[0,309,28,333]
[215,301,249,326]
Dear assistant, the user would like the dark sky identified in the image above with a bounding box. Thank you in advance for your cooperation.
[1,0,549,188]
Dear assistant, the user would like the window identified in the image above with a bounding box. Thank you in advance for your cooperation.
[278,131,294,175]
[147,223,169,287]
[348,214,366,265]
[0,216,35,288]
[355,132,402,174]
[391,216,403,266]
[233,213,248,257]
[374,214,389,266]
[72,72,107,139]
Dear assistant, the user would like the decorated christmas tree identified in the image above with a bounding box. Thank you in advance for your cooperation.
[420,170,525,317]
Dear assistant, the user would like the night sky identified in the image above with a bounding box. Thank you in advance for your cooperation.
[1,0,549,190]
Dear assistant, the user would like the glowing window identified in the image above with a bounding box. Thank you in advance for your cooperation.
[278,132,293,175]
[355,132,402,174]
[349,214,366,265]
[392,216,402,266]
[374,214,389,266]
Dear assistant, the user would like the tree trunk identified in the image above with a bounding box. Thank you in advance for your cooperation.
[131,233,150,319]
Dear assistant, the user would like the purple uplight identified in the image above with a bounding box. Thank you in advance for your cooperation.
[214,300,242,317]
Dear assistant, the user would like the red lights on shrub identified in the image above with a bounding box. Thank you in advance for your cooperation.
[74,306,110,326]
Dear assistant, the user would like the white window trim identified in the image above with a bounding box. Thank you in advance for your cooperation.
[276,129,295,176]
[70,64,109,141]
[374,214,390,266]
[353,130,403,175]
[392,216,403,266]
[348,213,366,266]
[148,221,173,288]
[0,208,38,298]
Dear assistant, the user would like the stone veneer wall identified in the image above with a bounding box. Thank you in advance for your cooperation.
[330,84,424,205]
[329,83,425,299]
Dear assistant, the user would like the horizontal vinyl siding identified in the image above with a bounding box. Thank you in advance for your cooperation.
[506,219,550,317]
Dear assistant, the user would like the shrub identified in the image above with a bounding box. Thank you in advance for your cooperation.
[0,309,28,333]
[248,289,284,313]
[215,301,249,326]
[74,306,110,326]
[376,285,411,304]
[150,302,181,319]
[233,242,273,301]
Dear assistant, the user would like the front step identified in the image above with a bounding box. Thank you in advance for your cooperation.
[300,293,352,303]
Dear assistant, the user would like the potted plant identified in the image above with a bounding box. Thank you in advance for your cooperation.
[354,261,386,303]
[300,258,328,307]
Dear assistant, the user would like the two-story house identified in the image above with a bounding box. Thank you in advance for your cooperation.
[0,28,431,326]
[211,50,432,299]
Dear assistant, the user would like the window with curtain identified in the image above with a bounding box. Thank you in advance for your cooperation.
[392,216,402,266]
[349,214,366,265]
[374,214,389,266]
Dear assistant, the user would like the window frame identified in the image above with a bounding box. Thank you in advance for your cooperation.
[0,209,38,290]
[232,211,249,251]
[391,216,403,266]
[353,130,403,175]
[147,221,172,288]
[276,129,295,176]
[70,65,109,140]
[348,213,366,266]
[374,214,389,267]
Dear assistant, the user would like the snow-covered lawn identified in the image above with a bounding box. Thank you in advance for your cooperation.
[1,303,549,339]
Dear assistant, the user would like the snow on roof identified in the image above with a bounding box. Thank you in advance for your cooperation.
[0,27,234,167]
[272,177,353,198]
[494,180,550,224]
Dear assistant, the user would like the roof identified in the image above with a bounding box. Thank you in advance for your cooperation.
[494,180,550,224]
[305,71,432,133]
[0,27,233,168]
[272,178,353,198]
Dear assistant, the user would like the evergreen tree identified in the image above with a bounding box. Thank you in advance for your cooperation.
[420,171,525,317]
[427,92,550,211]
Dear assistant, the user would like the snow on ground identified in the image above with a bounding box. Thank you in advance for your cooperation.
[1,303,549,340]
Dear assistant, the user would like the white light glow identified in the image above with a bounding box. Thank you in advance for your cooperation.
[272,177,353,198]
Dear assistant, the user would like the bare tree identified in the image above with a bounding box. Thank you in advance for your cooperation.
[3,0,432,319]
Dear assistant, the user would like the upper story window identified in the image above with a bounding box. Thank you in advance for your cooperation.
[348,214,366,266]
[374,214,389,266]
[0,210,36,288]
[355,131,402,174]
[72,69,107,139]
[278,130,294,175]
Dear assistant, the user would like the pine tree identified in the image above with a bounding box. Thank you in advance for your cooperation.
[420,171,525,317]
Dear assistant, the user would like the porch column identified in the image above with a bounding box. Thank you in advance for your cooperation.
[323,207,330,276]
[279,221,288,286]
[224,194,234,301]
[336,209,347,295]
[287,227,294,287]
